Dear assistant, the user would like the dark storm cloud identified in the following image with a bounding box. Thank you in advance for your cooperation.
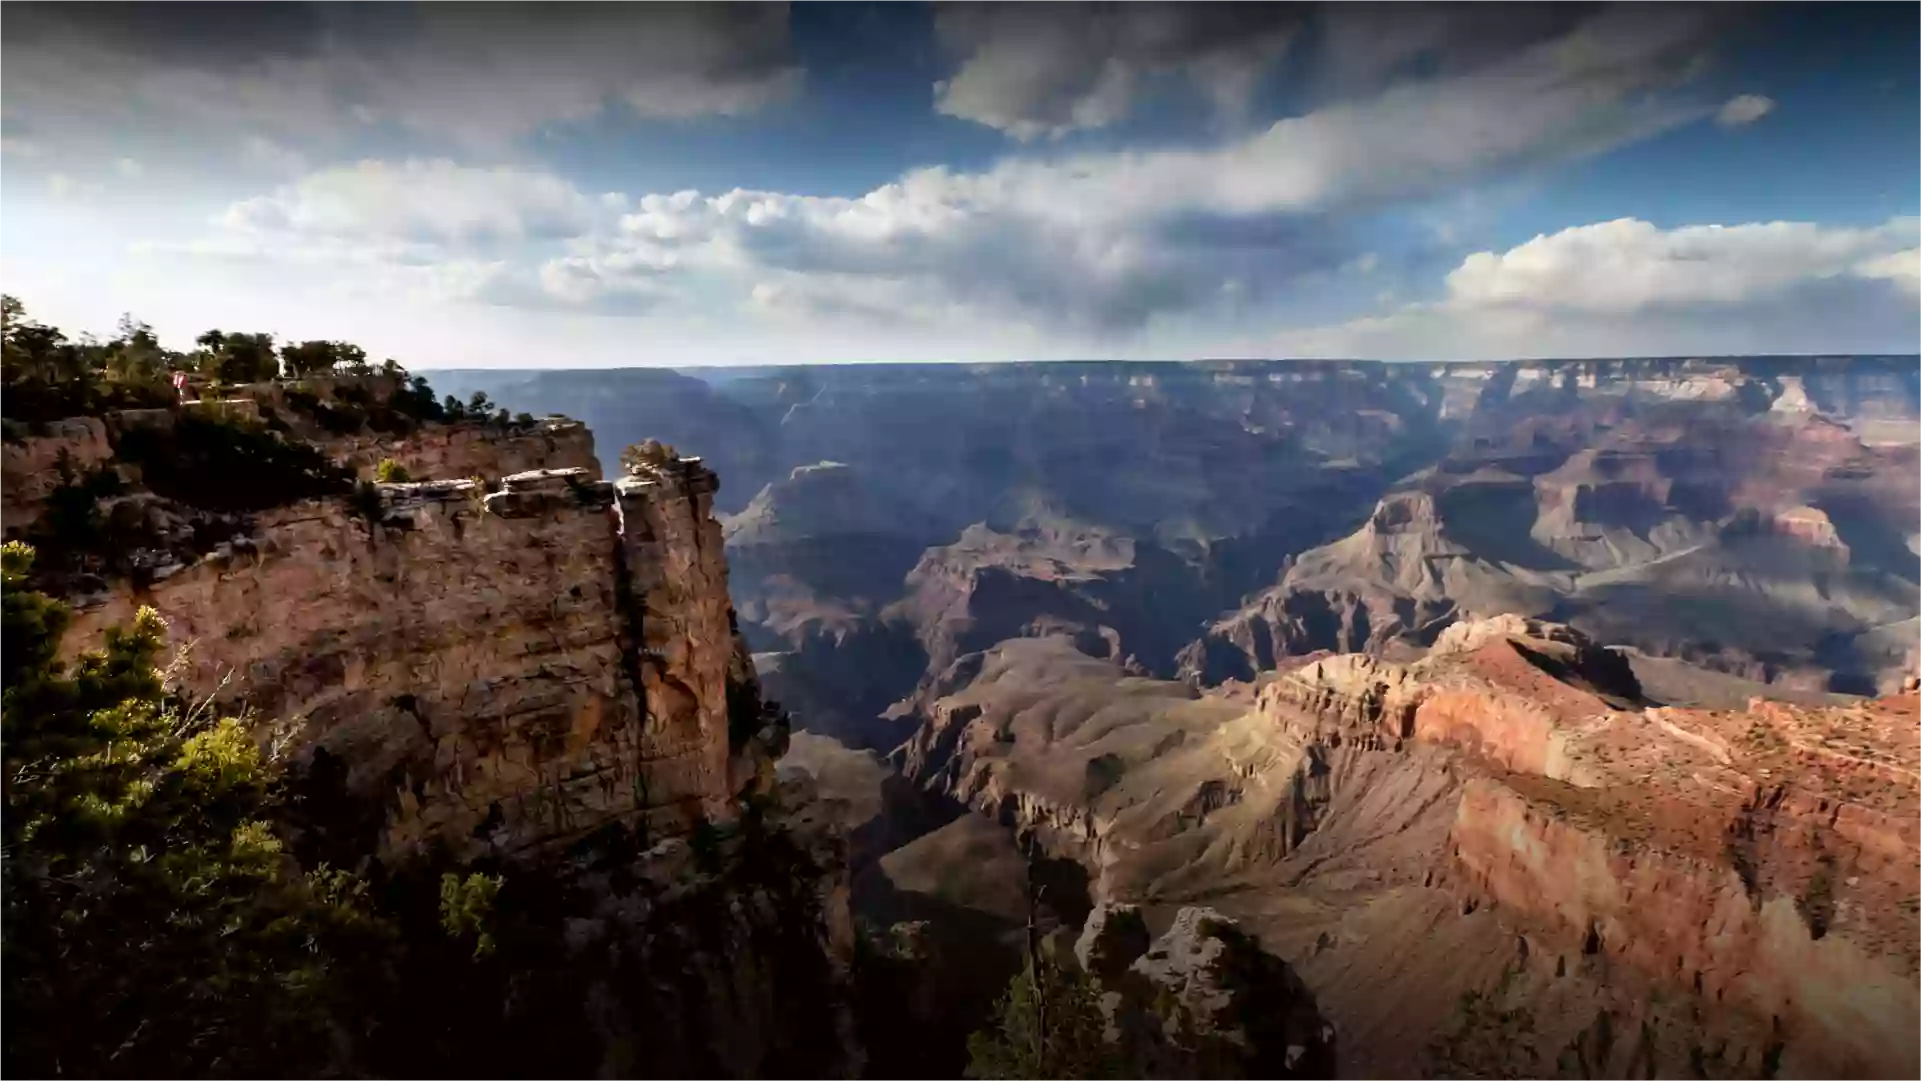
[0,2,803,151]
[928,2,1749,140]
[2,1,326,64]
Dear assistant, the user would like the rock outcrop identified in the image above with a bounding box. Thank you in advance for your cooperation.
[891,616,1920,1077]
[64,456,761,861]
[11,394,872,1076]
[1192,407,1921,694]
[1068,903,1336,1078]
[330,416,597,482]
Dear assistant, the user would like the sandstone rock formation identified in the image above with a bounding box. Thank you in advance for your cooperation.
[9,388,877,1076]
[1112,906,1336,1078]
[1192,406,1921,694]
[443,356,1917,738]
[890,616,1921,1077]
[62,454,764,861]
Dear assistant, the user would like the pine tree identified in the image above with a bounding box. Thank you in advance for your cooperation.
[1,542,385,1078]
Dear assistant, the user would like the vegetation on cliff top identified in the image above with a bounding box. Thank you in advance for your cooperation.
[1,295,418,427]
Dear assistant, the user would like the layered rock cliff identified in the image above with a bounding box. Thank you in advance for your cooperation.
[1189,405,1921,694]
[888,615,1920,1077]
[11,387,863,1076]
[61,447,765,862]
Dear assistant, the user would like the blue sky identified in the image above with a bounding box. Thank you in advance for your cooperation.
[1,1,1915,366]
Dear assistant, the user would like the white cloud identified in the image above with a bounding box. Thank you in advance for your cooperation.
[0,137,45,159]
[46,173,103,199]
[167,7,1748,340]
[1268,216,1921,359]
[549,6,1720,331]
[1444,217,1919,313]
[240,136,310,177]
[1855,248,1921,298]
[167,160,630,310]
[1716,93,1776,127]
[114,157,144,179]
[220,159,616,244]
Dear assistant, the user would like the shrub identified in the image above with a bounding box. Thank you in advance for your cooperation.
[620,438,679,474]
[966,956,1126,1080]
[2,542,389,1078]
[439,872,503,958]
[375,458,412,483]
[116,412,353,513]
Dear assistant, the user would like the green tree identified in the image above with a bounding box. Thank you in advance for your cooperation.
[196,330,278,385]
[104,314,166,389]
[966,956,1123,1080]
[1,542,384,1078]
[375,458,412,483]
[282,340,371,379]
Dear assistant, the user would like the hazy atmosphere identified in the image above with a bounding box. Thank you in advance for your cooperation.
[5,5,1921,1080]
[3,1,1916,366]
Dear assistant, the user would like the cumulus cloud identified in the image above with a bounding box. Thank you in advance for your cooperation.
[565,5,1720,330]
[163,160,632,310]
[1855,249,1921,298]
[240,136,311,177]
[1716,93,1776,127]
[175,6,1739,336]
[220,159,619,244]
[0,2,802,154]
[1445,217,1919,313]
[1269,216,1921,359]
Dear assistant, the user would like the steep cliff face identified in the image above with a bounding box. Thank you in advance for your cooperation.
[14,398,868,1075]
[1192,407,1921,693]
[331,417,599,481]
[1,415,117,533]
[890,616,1919,1077]
[63,455,758,861]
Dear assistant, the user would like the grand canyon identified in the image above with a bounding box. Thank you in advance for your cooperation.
[4,322,1918,1078]
[497,358,1917,1074]
[5,1,1919,1078]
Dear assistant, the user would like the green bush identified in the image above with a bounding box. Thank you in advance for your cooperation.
[116,412,353,512]
[375,458,412,483]
[2,542,388,1078]
[966,956,1127,1080]
[3,297,179,423]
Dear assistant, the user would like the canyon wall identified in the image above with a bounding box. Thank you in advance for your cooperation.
[16,390,773,864]
[63,456,760,860]
[889,615,1919,1077]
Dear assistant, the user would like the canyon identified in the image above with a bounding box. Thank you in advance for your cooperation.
[5,378,856,1077]
[7,356,1917,1077]
[440,354,1918,1077]
[440,355,1920,718]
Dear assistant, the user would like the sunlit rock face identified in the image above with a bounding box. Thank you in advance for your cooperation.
[60,441,766,860]
[883,614,1918,1078]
